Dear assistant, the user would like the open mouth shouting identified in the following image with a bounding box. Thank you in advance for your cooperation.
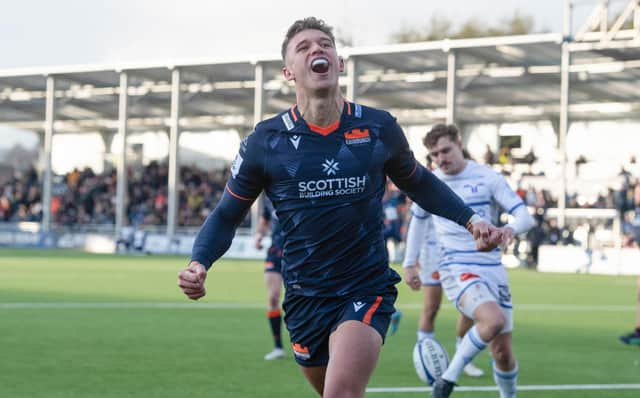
[310,57,330,74]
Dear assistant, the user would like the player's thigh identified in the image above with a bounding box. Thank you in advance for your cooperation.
[323,321,382,397]
[299,365,327,396]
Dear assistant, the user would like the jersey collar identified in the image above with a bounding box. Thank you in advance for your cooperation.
[290,101,352,136]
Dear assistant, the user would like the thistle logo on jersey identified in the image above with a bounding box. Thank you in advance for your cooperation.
[344,128,371,145]
[322,158,339,176]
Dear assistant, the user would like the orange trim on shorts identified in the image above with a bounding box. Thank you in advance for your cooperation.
[292,343,309,354]
[267,309,281,318]
[363,296,383,325]
[225,184,253,201]
[460,272,480,282]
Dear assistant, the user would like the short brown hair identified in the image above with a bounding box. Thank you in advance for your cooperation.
[423,124,461,149]
[281,17,336,61]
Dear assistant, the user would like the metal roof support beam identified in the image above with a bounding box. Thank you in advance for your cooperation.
[115,71,128,239]
[605,0,639,42]
[446,51,458,125]
[251,62,266,235]
[558,0,573,228]
[42,76,55,233]
[253,62,265,127]
[167,68,181,239]
[346,57,358,102]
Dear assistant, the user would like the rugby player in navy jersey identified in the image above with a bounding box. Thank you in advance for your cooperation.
[254,199,286,360]
[178,17,506,398]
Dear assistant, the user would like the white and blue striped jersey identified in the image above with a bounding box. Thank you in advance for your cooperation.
[432,160,524,268]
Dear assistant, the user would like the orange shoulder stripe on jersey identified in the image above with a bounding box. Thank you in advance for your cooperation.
[225,184,253,201]
[401,161,418,179]
[290,105,298,122]
[362,296,383,325]
[345,101,352,115]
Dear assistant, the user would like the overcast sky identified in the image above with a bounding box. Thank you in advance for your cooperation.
[0,0,603,70]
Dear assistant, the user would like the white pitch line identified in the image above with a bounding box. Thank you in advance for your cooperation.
[0,302,634,311]
[397,303,635,312]
[0,302,263,309]
[366,384,640,393]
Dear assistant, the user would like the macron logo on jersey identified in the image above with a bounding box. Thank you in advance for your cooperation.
[289,135,301,150]
[322,158,339,176]
[353,301,366,312]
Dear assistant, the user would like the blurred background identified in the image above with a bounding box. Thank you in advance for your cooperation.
[2,1,640,397]
[1,0,639,273]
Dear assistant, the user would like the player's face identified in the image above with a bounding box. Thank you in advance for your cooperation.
[428,136,466,175]
[282,29,344,93]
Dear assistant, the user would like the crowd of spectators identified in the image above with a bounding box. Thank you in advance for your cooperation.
[2,146,640,266]
[0,161,229,228]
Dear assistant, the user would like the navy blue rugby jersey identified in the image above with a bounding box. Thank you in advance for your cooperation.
[225,101,472,297]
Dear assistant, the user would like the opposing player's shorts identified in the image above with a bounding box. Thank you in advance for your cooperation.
[438,264,512,314]
[418,242,441,286]
[264,244,283,274]
[283,288,398,367]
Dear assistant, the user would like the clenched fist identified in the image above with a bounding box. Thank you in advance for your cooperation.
[178,261,208,300]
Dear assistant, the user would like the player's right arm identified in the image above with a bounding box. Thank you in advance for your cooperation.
[402,205,428,290]
[179,131,266,300]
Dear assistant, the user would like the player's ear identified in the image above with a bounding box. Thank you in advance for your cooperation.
[338,56,345,73]
[282,66,295,82]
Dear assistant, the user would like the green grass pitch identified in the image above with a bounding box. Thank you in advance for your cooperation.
[0,248,638,397]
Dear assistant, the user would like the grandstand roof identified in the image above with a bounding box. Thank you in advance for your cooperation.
[2,31,640,135]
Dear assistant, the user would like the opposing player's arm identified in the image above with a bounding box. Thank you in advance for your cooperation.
[381,118,474,226]
[402,209,427,291]
[402,211,427,269]
[490,174,535,241]
[190,132,266,270]
[381,118,501,250]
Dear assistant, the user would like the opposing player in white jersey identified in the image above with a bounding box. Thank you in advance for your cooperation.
[425,124,535,398]
[402,156,483,377]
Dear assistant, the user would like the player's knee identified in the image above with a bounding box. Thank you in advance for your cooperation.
[268,296,279,310]
[487,312,507,336]
[492,343,513,367]
[424,302,440,319]
[323,380,362,398]
[478,311,506,339]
